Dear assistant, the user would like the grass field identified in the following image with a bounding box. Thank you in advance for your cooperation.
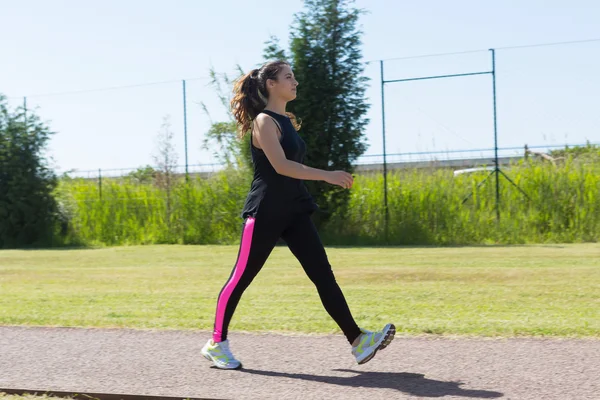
[0,244,599,337]
[0,395,59,400]
[0,395,75,400]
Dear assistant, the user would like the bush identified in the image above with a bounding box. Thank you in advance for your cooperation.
[0,96,61,248]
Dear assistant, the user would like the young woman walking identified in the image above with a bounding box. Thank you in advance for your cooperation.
[201,60,395,370]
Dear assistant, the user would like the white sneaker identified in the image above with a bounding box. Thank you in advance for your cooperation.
[201,338,242,370]
[351,323,396,365]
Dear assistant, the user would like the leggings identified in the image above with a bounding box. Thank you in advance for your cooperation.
[212,210,361,345]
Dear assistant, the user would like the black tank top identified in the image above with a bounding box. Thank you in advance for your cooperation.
[240,109,318,219]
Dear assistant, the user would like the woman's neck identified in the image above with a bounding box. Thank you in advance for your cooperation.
[264,98,287,116]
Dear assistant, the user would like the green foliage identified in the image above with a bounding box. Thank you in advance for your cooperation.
[285,0,370,226]
[58,157,600,246]
[126,165,156,184]
[0,95,60,248]
[58,167,252,246]
[263,35,289,62]
[323,158,600,245]
[548,141,600,159]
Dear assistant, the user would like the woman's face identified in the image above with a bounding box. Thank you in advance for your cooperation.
[267,64,299,102]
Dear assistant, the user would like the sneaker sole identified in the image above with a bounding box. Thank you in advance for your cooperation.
[378,323,396,351]
[201,349,243,370]
[357,323,396,365]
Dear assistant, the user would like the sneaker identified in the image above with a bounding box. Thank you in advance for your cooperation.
[351,323,396,365]
[201,339,242,370]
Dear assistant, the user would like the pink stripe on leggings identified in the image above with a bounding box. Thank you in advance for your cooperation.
[213,217,256,342]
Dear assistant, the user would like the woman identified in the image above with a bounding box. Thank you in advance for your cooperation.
[201,60,395,370]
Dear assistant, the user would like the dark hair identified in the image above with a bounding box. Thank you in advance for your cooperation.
[230,60,300,138]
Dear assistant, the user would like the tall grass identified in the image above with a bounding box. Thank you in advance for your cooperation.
[56,157,600,246]
[57,167,251,246]
[325,157,600,245]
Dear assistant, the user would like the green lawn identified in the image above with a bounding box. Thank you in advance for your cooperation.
[0,395,59,400]
[0,244,598,337]
[0,395,76,400]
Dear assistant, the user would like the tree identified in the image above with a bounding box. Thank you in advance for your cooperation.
[0,95,59,248]
[203,0,370,227]
[152,115,179,224]
[263,35,289,62]
[126,165,156,184]
[272,0,371,225]
[200,67,252,170]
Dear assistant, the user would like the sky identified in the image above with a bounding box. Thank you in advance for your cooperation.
[1,0,599,175]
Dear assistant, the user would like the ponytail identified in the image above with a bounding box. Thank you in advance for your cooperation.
[230,68,266,138]
[230,60,301,138]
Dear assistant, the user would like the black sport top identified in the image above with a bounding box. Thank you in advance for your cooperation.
[240,109,318,219]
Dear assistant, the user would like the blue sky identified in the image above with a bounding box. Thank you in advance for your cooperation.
[1,0,599,174]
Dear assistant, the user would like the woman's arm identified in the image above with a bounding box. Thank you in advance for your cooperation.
[253,114,354,189]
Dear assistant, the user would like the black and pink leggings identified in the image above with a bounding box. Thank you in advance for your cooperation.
[212,211,362,345]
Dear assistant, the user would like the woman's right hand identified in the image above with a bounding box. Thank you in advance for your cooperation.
[323,170,354,189]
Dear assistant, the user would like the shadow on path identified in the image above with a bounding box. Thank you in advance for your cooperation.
[240,368,504,398]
